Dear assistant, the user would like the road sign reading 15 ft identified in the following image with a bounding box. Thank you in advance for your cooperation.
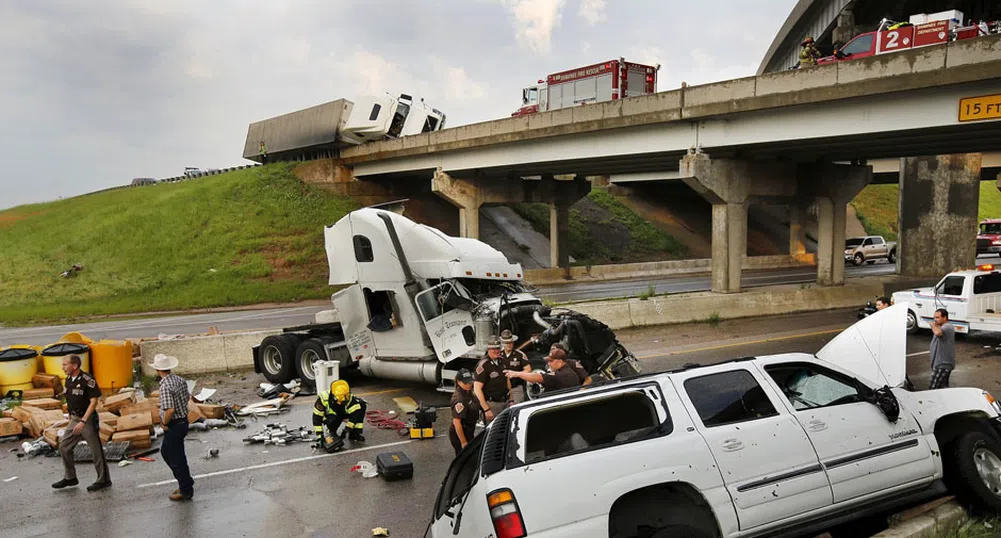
[959,94,1001,122]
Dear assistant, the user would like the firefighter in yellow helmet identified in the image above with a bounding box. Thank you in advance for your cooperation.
[799,36,821,67]
[312,379,367,452]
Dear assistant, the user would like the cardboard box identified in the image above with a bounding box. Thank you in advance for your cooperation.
[195,403,225,419]
[22,398,62,411]
[187,402,206,424]
[11,406,34,424]
[98,412,119,428]
[112,430,151,450]
[42,420,70,448]
[103,392,135,414]
[1,409,11,418]
[121,401,161,425]
[116,412,152,432]
[150,390,160,398]
[22,387,55,400]
[32,373,63,396]
[99,421,115,444]
[0,417,22,437]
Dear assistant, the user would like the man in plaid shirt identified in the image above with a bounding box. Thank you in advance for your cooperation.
[151,354,194,501]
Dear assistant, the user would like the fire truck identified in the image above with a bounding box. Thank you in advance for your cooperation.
[512,58,659,117]
[818,10,999,65]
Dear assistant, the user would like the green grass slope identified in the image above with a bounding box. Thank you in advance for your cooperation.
[513,190,687,265]
[850,182,1001,241]
[0,164,357,324]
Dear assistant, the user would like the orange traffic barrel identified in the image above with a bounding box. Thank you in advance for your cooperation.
[90,340,135,392]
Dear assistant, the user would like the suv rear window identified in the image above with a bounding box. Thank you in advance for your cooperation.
[684,370,778,427]
[523,390,667,464]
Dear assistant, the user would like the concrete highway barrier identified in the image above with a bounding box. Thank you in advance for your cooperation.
[525,254,815,286]
[138,329,280,376]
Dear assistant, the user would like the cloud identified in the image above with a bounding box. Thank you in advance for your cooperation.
[495,0,566,53]
[430,58,488,102]
[578,0,606,25]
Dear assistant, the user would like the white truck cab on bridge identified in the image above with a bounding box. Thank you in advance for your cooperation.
[251,202,640,391]
[431,305,1001,538]
[893,263,1001,334]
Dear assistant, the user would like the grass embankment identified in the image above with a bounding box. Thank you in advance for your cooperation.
[512,190,687,266]
[850,182,1001,241]
[0,163,357,325]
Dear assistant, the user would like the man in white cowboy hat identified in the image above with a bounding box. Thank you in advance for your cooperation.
[499,329,532,404]
[150,354,194,501]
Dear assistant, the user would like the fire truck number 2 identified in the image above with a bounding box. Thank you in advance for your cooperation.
[886,31,900,48]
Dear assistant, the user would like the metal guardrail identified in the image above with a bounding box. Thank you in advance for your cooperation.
[79,164,264,198]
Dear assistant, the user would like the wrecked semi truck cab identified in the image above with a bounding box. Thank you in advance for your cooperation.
[252,205,641,392]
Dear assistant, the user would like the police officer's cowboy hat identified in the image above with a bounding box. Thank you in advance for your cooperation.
[149,353,179,371]
[486,336,502,349]
[499,329,518,344]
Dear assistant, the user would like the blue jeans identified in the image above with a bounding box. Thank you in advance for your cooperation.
[162,419,194,495]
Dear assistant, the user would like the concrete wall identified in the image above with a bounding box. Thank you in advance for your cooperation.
[139,330,281,377]
[525,254,815,286]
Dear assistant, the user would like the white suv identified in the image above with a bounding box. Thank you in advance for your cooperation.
[429,304,1001,538]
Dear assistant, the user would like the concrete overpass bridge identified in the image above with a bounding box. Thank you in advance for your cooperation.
[308,35,1001,293]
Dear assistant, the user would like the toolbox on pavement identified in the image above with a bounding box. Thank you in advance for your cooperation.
[376,451,414,481]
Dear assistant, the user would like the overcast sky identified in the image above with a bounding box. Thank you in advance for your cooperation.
[0,0,795,210]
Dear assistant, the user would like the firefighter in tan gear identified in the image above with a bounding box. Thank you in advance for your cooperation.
[313,380,367,452]
[799,36,821,67]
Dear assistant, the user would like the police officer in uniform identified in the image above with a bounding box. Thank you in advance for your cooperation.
[312,379,367,453]
[506,348,580,395]
[53,354,111,492]
[473,336,509,424]
[551,342,592,386]
[499,329,531,404]
[449,369,478,455]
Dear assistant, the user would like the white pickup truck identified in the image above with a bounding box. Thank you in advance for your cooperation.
[844,235,897,266]
[893,263,1001,334]
[430,304,1001,538]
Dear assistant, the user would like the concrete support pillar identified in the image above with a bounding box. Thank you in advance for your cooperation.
[798,163,872,287]
[789,206,807,256]
[680,152,798,293]
[712,202,748,293]
[833,8,856,47]
[550,202,571,275]
[458,207,480,239]
[815,198,847,286]
[898,154,981,278]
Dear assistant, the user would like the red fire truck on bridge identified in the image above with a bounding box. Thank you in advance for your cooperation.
[512,58,659,117]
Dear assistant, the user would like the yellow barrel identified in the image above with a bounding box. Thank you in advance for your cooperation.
[90,339,134,392]
[6,344,45,372]
[59,332,94,345]
[0,347,40,395]
[42,342,91,380]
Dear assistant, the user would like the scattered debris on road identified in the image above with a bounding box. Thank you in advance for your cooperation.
[242,423,312,445]
[372,527,390,536]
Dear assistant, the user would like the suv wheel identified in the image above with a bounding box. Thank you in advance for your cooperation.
[906,310,919,334]
[853,253,864,266]
[947,431,1001,512]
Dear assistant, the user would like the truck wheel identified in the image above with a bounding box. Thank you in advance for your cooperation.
[853,253,864,266]
[888,249,896,263]
[906,310,919,334]
[259,334,299,384]
[295,338,331,391]
[947,431,1001,513]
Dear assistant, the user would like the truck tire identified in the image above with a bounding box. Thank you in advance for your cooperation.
[947,431,1001,513]
[853,253,864,266]
[259,334,300,384]
[295,337,333,391]
[906,310,919,335]
[888,249,896,263]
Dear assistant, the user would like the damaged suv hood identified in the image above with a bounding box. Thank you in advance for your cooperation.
[816,302,908,387]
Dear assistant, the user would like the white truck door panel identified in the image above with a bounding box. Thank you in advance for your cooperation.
[761,360,936,503]
[677,368,832,531]
[415,282,476,362]
[332,286,377,359]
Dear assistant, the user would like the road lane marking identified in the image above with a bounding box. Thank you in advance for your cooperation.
[136,439,412,488]
[907,351,930,357]
[635,328,846,360]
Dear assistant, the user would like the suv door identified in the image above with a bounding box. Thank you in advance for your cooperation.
[675,367,832,531]
[759,359,936,503]
[431,435,493,537]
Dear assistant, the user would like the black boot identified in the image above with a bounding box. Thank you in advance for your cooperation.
[349,430,365,442]
[52,478,79,489]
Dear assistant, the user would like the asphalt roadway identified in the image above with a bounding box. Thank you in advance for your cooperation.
[0,263,893,346]
[4,307,999,538]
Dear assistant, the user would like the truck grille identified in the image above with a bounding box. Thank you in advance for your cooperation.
[979,238,991,249]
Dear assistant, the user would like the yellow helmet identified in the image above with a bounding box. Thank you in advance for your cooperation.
[330,379,351,404]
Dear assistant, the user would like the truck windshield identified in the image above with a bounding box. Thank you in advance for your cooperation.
[845,239,864,248]
[981,223,1001,234]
